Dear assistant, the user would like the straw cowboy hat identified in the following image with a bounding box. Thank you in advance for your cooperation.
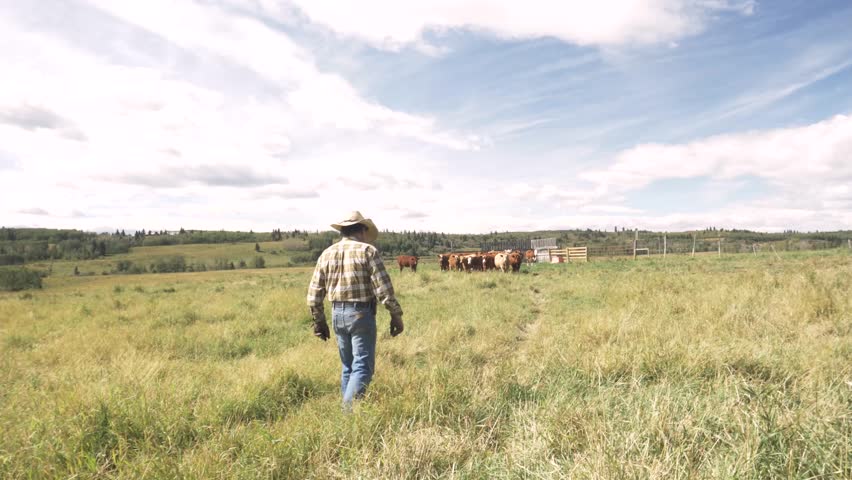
[331,211,379,243]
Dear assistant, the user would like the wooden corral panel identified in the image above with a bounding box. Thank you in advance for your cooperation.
[567,247,588,262]
[547,247,588,263]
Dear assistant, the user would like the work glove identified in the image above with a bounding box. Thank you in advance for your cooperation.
[313,320,330,341]
[390,314,404,337]
[309,306,328,341]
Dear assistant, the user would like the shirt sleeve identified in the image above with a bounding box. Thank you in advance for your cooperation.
[368,249,403,317]
[306,255,327,319]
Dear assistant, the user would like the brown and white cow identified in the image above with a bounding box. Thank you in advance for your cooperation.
[524,249,536,264]
[463,254,483,272]
[397,255,418,273]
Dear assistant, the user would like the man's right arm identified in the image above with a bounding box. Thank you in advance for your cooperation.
[306,257,328,340]
[367,249,404,336]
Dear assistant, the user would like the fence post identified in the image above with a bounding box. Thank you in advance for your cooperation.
[771,244,782,260]
[633,229,638,260]
[691,234,696,257]
[663,233,667,258]
[718,238,722,257]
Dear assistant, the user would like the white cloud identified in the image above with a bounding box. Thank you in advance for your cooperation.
[582,114,852,194]
[553,114,852,230]
[17,208,50,216]
[284,0,755,50]
[491,114,852,232]
[286,74,482,150]
[1,1,850,235]
[577,205,644,214]
[106,165,290,188]
[0,0,483,231]
[83,0,480,151]
[0,104,86,141]
[254,186,321,199]
[0,0,478,183]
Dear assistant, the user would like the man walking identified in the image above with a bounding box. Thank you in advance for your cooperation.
[307,211,404,408]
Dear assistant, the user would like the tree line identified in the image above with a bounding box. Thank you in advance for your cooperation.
[3,226,850,266]
[106,256,266,275]
[0,228,130,265]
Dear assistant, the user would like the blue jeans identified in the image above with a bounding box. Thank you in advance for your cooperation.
[332,302,377,407]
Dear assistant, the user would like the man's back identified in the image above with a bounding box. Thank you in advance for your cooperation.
[314,237,377,303]
[307,237,401,316]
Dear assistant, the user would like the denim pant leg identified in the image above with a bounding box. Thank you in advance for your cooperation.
[332,305,353,397]
[333,304,377,406]
[343,312,376,404]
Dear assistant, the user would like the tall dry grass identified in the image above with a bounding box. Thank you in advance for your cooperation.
[0,251,849,478]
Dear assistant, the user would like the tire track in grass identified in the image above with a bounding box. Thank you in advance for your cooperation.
[503,283,548,420]
[515,285,546,356]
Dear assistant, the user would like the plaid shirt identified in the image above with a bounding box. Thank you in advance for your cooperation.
[307,237,403,321]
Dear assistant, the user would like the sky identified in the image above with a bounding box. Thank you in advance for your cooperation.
[2,0,852,234]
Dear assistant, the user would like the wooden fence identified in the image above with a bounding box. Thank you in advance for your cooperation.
[386,237,848,264]
[547,247,588,262]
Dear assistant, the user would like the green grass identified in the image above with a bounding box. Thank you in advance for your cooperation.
[0,250,850,478]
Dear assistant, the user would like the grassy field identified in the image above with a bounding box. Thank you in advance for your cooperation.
[1,249,850,478]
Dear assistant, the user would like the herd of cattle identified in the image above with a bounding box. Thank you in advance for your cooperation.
[397,250,536,273]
